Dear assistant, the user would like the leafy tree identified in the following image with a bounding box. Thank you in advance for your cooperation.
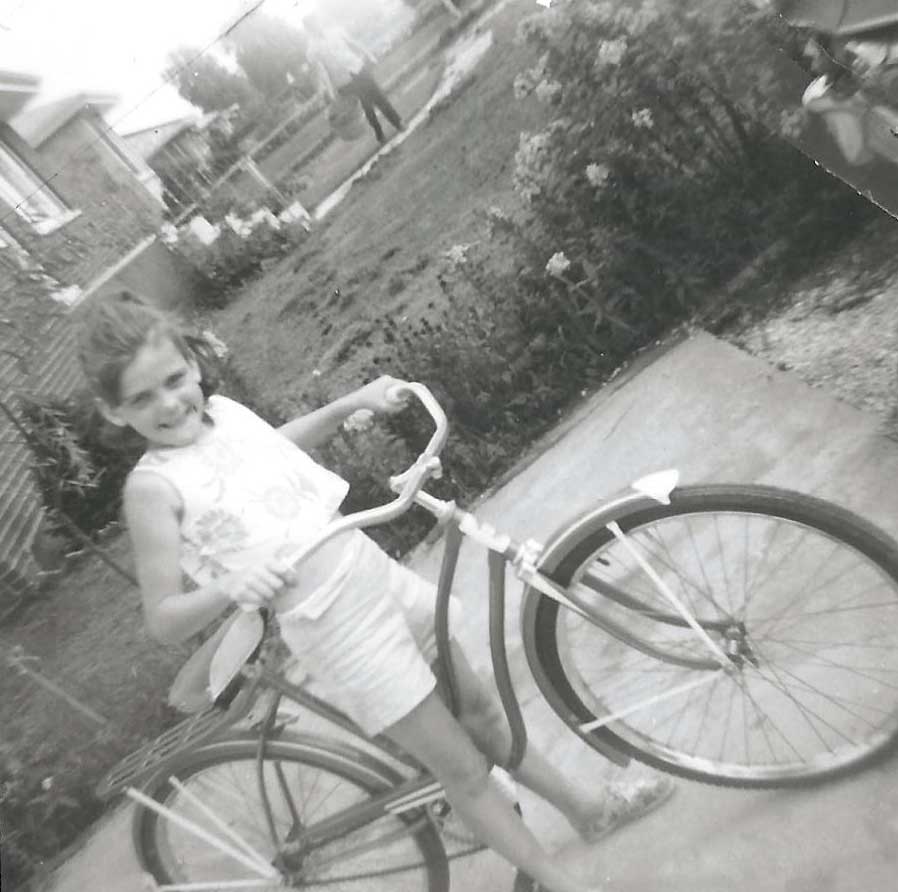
[163,47,261,113]
[227,13,314,98]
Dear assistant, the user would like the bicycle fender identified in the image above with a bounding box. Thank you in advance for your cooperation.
[534,481,682,575]
[518,472,683,768]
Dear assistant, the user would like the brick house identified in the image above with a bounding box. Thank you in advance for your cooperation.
[0,75,185,599]
[122,111,227,216]
[9,90,166,292]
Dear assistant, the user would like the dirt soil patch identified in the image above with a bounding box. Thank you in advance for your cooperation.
[724,211,898,428]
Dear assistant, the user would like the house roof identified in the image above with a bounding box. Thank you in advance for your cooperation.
[120,115,203,160]
[11,91,119,147]
[0,68,41,122]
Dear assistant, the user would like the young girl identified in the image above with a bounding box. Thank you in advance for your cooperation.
[78,290,673,892]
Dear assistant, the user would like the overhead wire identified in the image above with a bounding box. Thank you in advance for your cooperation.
[0,0,292,231]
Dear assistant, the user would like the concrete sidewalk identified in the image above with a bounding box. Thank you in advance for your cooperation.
[39,332,898,891]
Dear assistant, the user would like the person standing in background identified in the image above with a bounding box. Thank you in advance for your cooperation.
[302,13,404,144]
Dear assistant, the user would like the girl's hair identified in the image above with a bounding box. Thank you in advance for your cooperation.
[77,290,220,406]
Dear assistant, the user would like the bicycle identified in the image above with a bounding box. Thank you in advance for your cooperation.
[97,382,898,891]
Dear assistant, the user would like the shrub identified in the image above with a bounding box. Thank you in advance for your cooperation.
[0,739,104,890]
[508,0,864,322]
[14,392,139,547]
[178,220,307,308]
[361,238,623,506]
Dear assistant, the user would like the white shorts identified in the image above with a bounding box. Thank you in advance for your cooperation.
[277,532,462,736]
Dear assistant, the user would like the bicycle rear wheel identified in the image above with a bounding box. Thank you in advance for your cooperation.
[134,733,449,891]
[522,485,898,787]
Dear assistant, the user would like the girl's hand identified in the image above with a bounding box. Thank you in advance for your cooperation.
[219,561,297,610]
[352,375,411,415]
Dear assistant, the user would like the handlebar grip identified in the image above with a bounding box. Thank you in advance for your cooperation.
[384,382,449,468]
[385,384,410,406]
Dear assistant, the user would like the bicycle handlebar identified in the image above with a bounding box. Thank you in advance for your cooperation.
[285,382,448,571]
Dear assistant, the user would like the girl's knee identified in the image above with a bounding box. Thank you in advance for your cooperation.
[385,690,492,793]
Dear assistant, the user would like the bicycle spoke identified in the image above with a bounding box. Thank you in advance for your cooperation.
[755,637,898,695]
[736,673,796,765]
[636,523,723,617]
[752,559,885,634]
[620,523,723,618]
[747,660,854,751]
[607,522,731,665]
[712,514,735,615]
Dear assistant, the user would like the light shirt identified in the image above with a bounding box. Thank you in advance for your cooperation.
[133,395,351,589]
[306,27,366,88]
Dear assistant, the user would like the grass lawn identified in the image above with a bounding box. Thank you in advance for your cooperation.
[0,0,549,884]
[203,0,548,409]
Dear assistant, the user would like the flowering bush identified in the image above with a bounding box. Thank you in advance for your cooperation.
[508,0,862,326]
[177,218,307,308]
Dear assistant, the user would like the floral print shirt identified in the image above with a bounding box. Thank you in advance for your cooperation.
[133,395,349,588]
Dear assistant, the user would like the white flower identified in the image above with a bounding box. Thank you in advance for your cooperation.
[343,408,375,433]
[444,243,472,265]
[201,329,229,359]
[585,163,611,187]
[631,108,654,129]
[779,107,806,141]
[596,37,627,68]
[545,251,571,277]
[486,205,512,236]
[534,79,562,104]
[513,73,535,100]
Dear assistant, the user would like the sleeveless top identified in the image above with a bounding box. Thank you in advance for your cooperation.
[132,395,352,598]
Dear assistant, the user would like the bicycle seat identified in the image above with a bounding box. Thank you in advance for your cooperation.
[209,609,267,702]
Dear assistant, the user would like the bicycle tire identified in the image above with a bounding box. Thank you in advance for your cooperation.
[133,731,450,891]
[522,484,898,787]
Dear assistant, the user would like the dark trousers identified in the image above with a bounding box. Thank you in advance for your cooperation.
[342,68,402,142]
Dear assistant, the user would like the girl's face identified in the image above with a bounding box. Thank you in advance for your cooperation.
[100,334,206,448]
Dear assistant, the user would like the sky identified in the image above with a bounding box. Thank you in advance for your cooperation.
[0,0,317,133]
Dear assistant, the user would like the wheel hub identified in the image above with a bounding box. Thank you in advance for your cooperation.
[723,622,759,668]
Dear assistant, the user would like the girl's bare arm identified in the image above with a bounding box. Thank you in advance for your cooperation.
[277,374,408,450]
[124,473,296,645]
[124,472,230,645]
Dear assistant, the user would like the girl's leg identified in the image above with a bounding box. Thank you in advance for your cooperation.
[384,689,595,892]
[443,641,673,836]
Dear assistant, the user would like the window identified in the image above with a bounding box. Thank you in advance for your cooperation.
[0,223,33,268]
[0,142,75,234]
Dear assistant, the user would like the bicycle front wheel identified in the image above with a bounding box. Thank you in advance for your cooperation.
[134,733,449,891]
[522,485,898,787]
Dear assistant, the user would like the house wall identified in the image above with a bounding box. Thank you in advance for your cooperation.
[23,111,163,286]
[92,237,209,309]
[0,250,81,599]
[0,118,195,599]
